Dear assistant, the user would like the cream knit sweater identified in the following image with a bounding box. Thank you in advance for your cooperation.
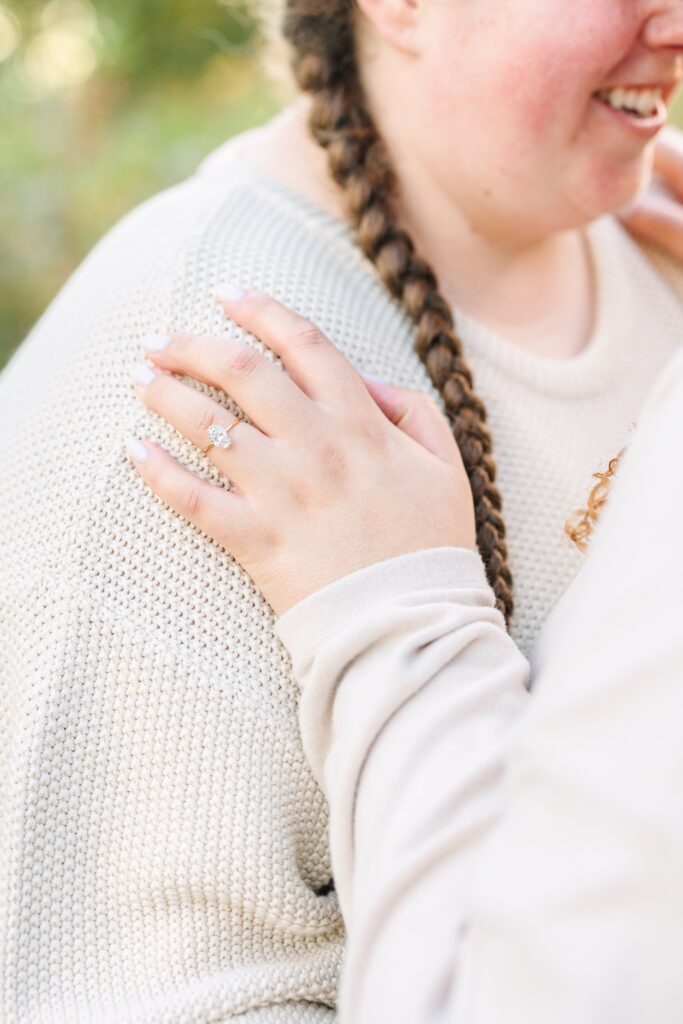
[0,135,681,1023]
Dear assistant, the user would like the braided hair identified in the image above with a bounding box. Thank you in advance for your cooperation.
[276,0,514,622]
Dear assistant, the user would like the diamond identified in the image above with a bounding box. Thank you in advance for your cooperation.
[208,424,232,450]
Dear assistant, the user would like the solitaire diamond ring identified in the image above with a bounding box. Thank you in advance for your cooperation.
[201,416,243,454]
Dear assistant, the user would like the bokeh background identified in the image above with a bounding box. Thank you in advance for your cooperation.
[0,0,283,369]
[2,1,683,370]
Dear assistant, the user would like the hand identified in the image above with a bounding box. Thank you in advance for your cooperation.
[618,125,683,259]
[126,291,476,616]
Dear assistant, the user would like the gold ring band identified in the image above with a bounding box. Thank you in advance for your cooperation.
[201,415,243,455]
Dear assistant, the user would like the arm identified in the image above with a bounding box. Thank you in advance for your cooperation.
[275,349,683,1024]
[274,545,530,1024]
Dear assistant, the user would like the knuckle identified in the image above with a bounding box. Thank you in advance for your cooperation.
[219,343,260,380]
[316,434,349,481]
[290,319,326,349]
[182,484,204,519]
[357,409,391,448]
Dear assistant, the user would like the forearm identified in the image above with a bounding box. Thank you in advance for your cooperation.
[275,546,530,1023]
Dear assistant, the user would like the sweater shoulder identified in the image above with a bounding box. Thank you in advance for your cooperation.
[0,144,417,598]
[4,140,398,387]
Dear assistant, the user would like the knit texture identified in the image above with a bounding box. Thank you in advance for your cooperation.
[0,136,682,1022]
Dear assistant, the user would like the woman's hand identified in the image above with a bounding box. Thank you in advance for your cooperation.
[619,125,683,259]
[126,290,476,616]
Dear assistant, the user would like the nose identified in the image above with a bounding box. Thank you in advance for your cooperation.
[643,5,683,50]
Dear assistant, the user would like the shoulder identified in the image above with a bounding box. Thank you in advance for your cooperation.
[14,144,266,358]
[12,131,374,370]
[75,131,371,314]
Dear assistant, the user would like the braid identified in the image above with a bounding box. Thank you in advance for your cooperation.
[283,1,514,623]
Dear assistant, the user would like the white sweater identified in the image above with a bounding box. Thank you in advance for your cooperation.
[0,135,681,1022]
[274,346,683,1023]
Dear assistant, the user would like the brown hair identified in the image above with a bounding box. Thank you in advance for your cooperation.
[280,0,514,622]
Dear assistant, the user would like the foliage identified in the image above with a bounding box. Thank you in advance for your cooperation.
[0,0,280,368]
[2,4,683,369]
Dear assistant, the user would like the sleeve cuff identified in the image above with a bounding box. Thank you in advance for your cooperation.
[273,545,494,664]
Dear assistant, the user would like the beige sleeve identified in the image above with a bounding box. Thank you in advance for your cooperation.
[275,547,531,1023]
[274,350,683,1024]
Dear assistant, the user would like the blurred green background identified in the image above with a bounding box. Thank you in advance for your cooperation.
[0,0,283,369]
[2,3,683,370]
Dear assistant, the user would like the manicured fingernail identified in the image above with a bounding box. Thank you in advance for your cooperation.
[141,334,171,351]
[361,371,390,384]
[125,437,150,464]
[131,363,157,386]
[216,282,247,302]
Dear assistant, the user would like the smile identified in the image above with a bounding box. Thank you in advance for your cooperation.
[592,85,667,121]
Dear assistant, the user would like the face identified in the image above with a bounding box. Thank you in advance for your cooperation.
[365,0,683,240]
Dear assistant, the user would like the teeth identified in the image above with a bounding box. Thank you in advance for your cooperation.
[595,85,664,119]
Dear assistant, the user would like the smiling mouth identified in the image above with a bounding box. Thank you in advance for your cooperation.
[592,85,668,121]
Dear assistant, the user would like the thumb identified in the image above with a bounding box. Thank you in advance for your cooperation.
[361,374,462,467]
[618,193,683,263]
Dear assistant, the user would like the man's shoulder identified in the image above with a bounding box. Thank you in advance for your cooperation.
[87,138,271,273]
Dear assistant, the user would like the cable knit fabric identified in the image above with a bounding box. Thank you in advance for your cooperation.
[0,133,682,1023]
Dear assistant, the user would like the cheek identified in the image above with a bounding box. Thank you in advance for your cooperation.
[423,54,562,185]
[428,3,640,148]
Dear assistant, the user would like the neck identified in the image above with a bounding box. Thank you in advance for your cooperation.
[390,150,596,358]
[240,96,596,360]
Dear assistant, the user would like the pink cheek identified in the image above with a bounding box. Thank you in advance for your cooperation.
[487,58,560,144]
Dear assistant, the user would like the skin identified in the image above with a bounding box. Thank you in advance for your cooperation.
[126,0,683,615]
[128,296,476,616]
[241,0,683,356]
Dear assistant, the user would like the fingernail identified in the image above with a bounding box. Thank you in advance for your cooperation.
[361,371,390,385]
[141,334,171,351]
[131,363,157,386]
[125,436,150,463]
[216,282,247,302]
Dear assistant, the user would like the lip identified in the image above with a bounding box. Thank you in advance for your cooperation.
[591,93,668,140]
[590,81,680,140]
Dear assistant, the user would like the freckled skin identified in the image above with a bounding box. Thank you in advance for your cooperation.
[399,0,683,239]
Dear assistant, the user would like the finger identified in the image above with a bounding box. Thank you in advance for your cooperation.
[216,288,372,407]
[131,362,276,494]
[361,376,463,468]
[141,331,313,439]
[618,193,683,263]
[652,126,683,199]
[124,436,252,551]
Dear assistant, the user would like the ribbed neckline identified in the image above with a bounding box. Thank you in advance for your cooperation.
[207,149,638,399]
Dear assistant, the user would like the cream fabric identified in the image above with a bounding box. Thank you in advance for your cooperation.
[274,348,683,1023]
[0,133,682,1021]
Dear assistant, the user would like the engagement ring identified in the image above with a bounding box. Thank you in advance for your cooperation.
[202,417,242,454]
